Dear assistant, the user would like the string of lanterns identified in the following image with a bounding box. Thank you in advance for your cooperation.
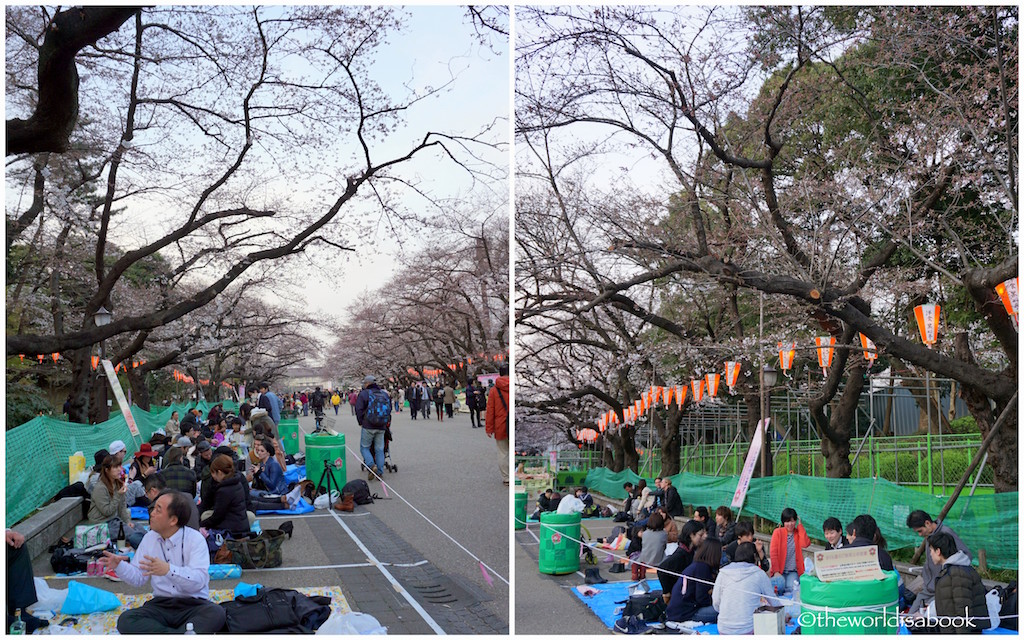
[580,288,1018,442]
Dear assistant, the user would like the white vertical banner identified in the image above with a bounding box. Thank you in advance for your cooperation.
[731,418,769,509]
[102,359,140,438]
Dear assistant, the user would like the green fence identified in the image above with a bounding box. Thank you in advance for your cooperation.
[527,433,994,496]
[583,467,1018,571]
[6,401,238,525]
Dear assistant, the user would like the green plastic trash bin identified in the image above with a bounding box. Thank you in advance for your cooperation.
[800,570,899,634]
[538,512,581,575]
[514,492,528,530]
[304,432,346,493]
[278,419,300,456]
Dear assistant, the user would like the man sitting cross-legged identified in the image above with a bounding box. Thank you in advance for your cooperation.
[101,489,226,634]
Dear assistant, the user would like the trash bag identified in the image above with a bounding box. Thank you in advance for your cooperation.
[313,491,341,509]
[316,611,387,635]
[61,580,122,614]
[27,578,68,615]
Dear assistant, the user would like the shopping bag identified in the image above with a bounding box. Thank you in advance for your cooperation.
[68,452,87,486]
[61,580,121,614]
[73,523,110,548]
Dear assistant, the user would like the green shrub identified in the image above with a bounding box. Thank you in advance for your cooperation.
[947,416,978,434]
[6,381,53,429]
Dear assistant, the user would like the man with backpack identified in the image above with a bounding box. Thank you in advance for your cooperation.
[355,375,391,482]
[484,365,510,485]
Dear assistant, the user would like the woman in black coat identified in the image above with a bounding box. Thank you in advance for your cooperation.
[199,455,251,536]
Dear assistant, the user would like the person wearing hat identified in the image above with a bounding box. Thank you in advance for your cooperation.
[128,444,160,500]
[108,440,128,466]
[193,441,215,486]
[86,449,111,492]
[354,375,391,482]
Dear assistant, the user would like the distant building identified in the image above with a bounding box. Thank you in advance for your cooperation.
[280,367,334,393]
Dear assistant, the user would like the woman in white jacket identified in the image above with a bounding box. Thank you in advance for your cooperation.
[712,542,781,634]
[632,479,654,519]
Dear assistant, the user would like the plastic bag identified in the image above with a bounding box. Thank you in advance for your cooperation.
[316,612,387,635]
[68,452,86,486]
[986,589,1002,629]
[313,491,340,510]
[27,578,67,615]
[61,580,122,614]
[234,581,263,598]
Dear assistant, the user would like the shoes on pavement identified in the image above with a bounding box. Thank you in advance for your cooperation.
[103,569,122,582]
[367,466,379,482]
[612,616,653,635]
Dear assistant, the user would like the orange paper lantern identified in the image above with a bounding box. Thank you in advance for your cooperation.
[778,342,796,375]
[859,333,878,363]
[815,336,836,374]
[705,373,720,398]
[690,379,704,403]
[914,304,941,347]
[724,361,741,394]
[995,277,1018,328]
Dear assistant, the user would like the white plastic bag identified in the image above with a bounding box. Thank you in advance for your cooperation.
[986,589,1002,629]
[313,491,340,510]
[316,611,387,635]
[27,577,67,615]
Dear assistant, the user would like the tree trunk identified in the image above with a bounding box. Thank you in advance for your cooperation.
[67,347,93,424]
[125,366,150,410]
[656,409,682,476]
[953,332,1017,492]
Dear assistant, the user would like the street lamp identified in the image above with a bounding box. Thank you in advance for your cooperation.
[760,364,778,477]
[94,306,112,422]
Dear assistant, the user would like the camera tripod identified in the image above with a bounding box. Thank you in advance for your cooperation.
[314,458,343,503]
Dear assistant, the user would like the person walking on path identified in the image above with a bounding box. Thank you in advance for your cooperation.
[419,383,431,419]
[348,389,358,415]
[433,384,445,422]
[355,375,392,481]
[102,490,226,634]
[331,390,342,415]
[406,383,419,420]
[443,382,456,418]
[466,380,481,428]
[484,365,510,485]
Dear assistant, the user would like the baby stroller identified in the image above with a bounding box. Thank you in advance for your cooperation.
[382,425,397,473]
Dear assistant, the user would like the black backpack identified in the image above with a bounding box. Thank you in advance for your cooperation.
[342,479,374,505]
[619,590,667,623]
[50,547,89,574]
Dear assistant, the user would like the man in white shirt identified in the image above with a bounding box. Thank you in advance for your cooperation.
[100,490,225,633]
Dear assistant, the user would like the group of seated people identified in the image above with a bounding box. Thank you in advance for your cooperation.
[8,405,315,633]
[604,480,988,633]
[73,408,304,555]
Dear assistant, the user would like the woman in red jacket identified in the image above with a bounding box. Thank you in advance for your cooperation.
[484,366,510,485]
[768,507,810,596]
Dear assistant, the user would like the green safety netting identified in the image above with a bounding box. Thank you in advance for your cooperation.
[584,467,1018,571]
[6,400,240,525]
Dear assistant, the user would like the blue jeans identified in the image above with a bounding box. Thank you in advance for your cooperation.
[770,571,799,596]
[360,428,385,472]
[692,605,718,623]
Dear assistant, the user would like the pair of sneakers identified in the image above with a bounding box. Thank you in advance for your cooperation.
[612,615,655,635]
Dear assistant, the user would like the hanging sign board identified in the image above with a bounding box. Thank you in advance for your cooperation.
[102,359,140,439]
[813,546,886,582]
[731,418,768,509]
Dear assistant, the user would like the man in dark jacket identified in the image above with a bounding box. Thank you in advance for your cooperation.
[846,514,895,572]
[908,532,989,634]
[663,478,684,521]
[355,375,390,482]
[406,384,419,419]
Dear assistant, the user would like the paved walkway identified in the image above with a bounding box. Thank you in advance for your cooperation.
[33,406,508,634]
[514,516,623,634]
